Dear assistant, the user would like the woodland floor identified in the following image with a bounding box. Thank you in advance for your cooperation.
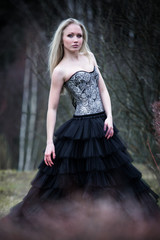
[0,163,160,218]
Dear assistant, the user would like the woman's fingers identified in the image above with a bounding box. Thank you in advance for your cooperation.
[44,150,55,167]
[47,155,54,166]
[104,117,114,139]
[44,154,54,166]
[104,122,107,131]
[52,151,56,159]
[105,126,114,139]
[105,126,110,138]
[44,143,55,167]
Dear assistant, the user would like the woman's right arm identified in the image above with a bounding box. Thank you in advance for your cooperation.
[44,68,64,167]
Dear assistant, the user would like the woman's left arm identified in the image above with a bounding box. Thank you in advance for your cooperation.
[91,53,114,139]
[98,74,114,139]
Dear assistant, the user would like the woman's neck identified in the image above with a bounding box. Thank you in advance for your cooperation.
[63,50,81,61]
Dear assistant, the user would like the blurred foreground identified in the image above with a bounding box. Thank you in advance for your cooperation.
[0,194,160,240]
[0,165,160,240]
[0,164,159,218]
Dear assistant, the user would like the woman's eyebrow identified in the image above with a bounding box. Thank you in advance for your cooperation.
[67,32,82,34]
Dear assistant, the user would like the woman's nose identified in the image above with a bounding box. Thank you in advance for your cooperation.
[73,36,78,42]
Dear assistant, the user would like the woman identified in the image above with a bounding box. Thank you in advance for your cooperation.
[10,18,159,219]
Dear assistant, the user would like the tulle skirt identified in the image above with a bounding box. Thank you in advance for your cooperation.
[9,111,159,219]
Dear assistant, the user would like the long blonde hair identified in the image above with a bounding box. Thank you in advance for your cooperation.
[48,18,92,78]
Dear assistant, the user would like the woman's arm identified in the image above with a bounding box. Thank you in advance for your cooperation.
[91,53,114,139]
[44,68,64,166]
[98,74,114,139]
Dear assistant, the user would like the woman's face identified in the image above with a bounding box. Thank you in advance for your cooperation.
[62,23,83,52]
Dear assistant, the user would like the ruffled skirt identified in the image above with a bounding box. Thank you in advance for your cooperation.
[10,112,159,219]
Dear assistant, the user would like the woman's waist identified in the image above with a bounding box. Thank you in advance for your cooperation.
[73,111,106,119]
[74,102,104,116]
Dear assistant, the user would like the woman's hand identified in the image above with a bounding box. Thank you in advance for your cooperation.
[104,116,114,139]
[44,142,56,167]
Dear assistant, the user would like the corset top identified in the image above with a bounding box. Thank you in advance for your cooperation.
[64,66,104,116]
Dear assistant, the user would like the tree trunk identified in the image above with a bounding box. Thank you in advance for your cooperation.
[24,43,38,170]
[18,45,31,171]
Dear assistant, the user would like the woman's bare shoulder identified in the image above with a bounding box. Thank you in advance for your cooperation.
[51,64,66,82]
[54,61,74,82]
[88,52,97,64]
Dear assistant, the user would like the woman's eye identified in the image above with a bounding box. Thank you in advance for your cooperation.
[68,34,73,38]
[67,34,82,38]
[77,34,82,38]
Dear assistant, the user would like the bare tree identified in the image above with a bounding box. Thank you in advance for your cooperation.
[24,43,38,170]
[18,45,31,171]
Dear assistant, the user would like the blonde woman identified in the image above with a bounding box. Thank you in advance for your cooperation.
[9,18,159,220]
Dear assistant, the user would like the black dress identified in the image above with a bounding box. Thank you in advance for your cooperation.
[10,66,159,219]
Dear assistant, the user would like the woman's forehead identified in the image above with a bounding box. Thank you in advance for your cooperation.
[63,23,82,34]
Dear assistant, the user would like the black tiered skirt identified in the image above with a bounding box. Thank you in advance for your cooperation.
[10,112,159,219]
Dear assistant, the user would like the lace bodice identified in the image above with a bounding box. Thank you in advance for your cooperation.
[64,66,104,116]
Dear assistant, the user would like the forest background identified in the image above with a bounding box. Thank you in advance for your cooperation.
[0,0,160,212]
